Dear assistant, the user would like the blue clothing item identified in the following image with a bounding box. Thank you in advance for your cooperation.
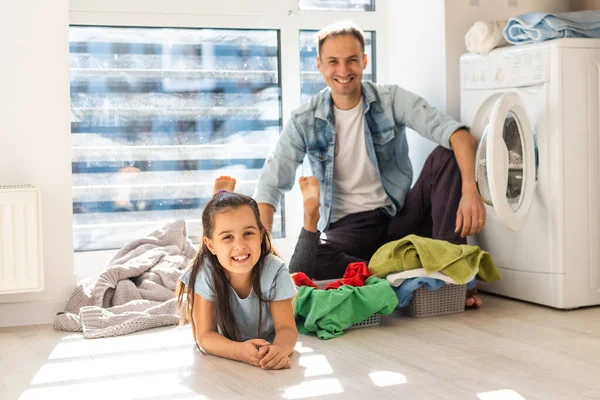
[253,82,465,231]
[394,278,446,307]
[179,253,296,341]
[504,11,600,44]
[394,277,477,307]
[467,278,476,291]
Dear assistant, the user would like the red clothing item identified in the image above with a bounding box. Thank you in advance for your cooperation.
[292,272,318,288]
[324,262,371,290]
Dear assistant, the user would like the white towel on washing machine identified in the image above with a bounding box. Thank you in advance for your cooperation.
[465,20,509,55]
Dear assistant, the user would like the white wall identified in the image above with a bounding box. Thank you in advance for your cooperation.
[385,0,448,183]
[0,0,76,326]
[571,0,600,10]
[387,0,569,181]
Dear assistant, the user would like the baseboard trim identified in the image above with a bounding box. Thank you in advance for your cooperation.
[0,298,68,328]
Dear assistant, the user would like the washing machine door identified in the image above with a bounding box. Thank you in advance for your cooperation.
[475,92,536,231]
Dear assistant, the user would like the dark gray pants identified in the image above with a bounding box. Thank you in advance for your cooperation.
[288,146,466,280]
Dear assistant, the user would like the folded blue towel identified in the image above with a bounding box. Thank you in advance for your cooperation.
[504,11,600,44]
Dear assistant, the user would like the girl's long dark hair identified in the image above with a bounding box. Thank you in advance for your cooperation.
[176,192,277,346]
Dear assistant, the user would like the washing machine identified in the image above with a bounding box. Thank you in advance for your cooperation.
[460,38,600,309]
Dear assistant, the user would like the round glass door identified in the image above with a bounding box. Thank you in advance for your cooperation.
[476,113,526,208]
[503,112,526,210]
[475,92,536,231]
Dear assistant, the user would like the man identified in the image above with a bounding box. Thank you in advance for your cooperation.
[253,21,486,307]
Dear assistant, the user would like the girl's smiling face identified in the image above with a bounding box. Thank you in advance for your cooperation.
[204,205,263,278]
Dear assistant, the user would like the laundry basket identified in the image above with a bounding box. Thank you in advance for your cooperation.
[397,284,467,318]
[347,313,381,329]
[314,279,381,329]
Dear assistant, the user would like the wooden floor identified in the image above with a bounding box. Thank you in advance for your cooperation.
[1,294,599,400]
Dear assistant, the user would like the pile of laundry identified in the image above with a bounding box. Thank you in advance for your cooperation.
[292,262,398,340]
[292,234,501,340]
[465,11,600,55]
[368,235,500,308]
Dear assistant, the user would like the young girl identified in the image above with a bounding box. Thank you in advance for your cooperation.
[177,175,321,370]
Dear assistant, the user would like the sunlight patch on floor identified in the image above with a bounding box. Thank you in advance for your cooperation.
[32,348,194,385]
[21,371,209,400]
[48,328,194,360]
[298,354,333,377]
[294,342,314,354]
[368,371,408,387]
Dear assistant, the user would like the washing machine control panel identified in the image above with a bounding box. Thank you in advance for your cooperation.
[461,47,550,90]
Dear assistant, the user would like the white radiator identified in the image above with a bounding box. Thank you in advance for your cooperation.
[0,185,44,294]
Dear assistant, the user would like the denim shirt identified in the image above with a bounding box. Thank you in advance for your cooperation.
[253,82,465,232]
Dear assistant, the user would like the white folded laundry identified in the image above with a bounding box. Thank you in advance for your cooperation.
[465,20,509,55]
[386,267,478,287]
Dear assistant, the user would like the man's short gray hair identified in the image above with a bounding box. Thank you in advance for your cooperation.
[316,20,365,58]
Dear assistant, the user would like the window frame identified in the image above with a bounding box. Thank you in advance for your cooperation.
[69,0,390,274]
[298,0,375,12]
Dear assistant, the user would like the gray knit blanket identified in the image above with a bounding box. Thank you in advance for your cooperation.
[54,220,197,339]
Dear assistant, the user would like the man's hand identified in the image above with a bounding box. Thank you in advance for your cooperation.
[235,339,270,367]
[455,190,486,237]
[258,344,291,370]
[449,128,484,238]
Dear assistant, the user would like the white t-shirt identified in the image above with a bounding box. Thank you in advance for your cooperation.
[330,99,391,223]
[180,253,296,341]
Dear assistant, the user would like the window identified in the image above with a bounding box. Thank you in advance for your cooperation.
[298,0,375,11]
[299,30,376,102]
[70,27,283,251]
[69,1,387,261]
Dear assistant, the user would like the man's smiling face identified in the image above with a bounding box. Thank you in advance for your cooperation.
[317,33,367,107]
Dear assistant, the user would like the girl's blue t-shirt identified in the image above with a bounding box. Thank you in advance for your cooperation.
[180,253,296,341]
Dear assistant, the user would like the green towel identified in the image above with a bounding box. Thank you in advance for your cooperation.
[294,276,398,340]
[368,234,501,284]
